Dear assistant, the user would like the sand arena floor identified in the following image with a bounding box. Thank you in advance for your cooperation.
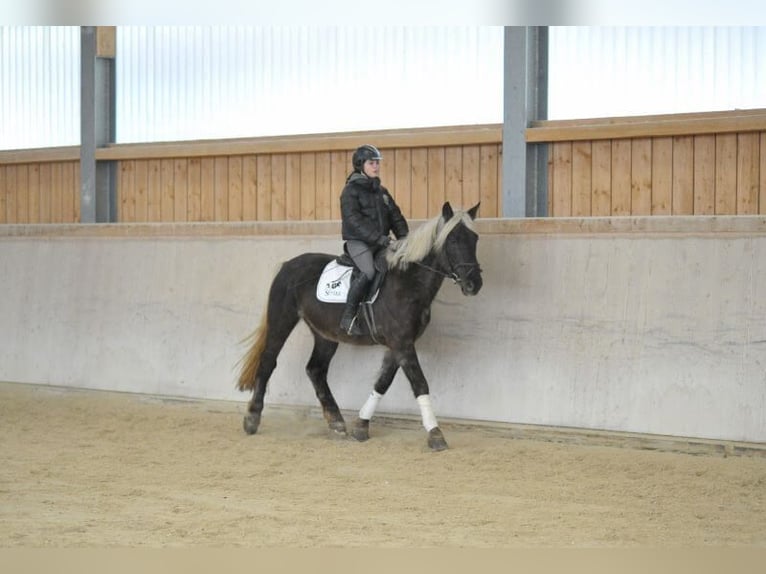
[1,382,764,548]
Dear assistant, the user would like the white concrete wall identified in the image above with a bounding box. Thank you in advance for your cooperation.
[1,218,765,443]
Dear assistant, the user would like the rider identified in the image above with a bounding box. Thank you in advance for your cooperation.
[339,144,409,335]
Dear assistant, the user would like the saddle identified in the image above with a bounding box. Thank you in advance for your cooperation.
[315,251,388,304]
[315,250,388,341]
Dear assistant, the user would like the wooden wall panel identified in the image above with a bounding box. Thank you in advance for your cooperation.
[478,145,498,218]
[285,154,301,221]
[672,136,694,215]
[271,154,287,221]
[715,134,737,215]
[591,141,611,216]
[737,133,759,215]
[543,130,766,218]
[761,133,766,215]
[631,138,652,216]
[6,117,766,224]
[571,141,592,217]
[242,156,257,222]
[0,165,6,223]
[693,136,715,215]
[427,147,446,218]
[651,137,672,215]
[410,148,429,219]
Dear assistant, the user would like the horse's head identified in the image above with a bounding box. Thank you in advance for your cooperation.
[439,202,483,296]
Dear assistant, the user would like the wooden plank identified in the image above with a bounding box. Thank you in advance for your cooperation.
[571,141,592,217]
[16,164,29,223]
[146,159,162,222]
[300,153,316,220]
[314,151,332,221]
[379,147,394,185]
[461,145,480,212]
[551,142,573,217]
[651,137,673,215]
[497,143,503,215]
[4,165,17,223]
[38,163,52,223]
[228,156,243,221]
[199,157,216,221]
[478,144,498,218]
[242,155,257,221]
[410,148,429,219]
[330,151,348,220]
[715,134,737,215]
[186,158,201,221]
[591,140,611,216]
[0,145,79,165]
[444,146,463,210]
[427,147,446,218]
[73,162,81,222]
[0,166,6,223]
[62,162,77,223]
[761,133,766,215]
[50,163,63,223]
[96,26,116,58]
[133,160,148,222]
[610,140,632,215]
[692,136,711,215]
[285,154,301,221]
[119,161,134,222]
[256,155,272,221]
[270,154,286,221]
[94,124,503,162]
[631,138,652,216]
[27,163,42,223]
[173,159,188,222]
[526,109,766,143]
[213,157,229,221]
[736,133,759,215]
[672,136,694,215]
[160,159,175,221]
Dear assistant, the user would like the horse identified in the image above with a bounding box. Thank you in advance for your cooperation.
[236,201,482,451]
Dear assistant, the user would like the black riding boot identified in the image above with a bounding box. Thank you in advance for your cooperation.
[339,274,370,335]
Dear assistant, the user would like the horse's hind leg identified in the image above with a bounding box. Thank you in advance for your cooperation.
[243,307,300,435]
[305,333,345,435]
[351,349,399,442]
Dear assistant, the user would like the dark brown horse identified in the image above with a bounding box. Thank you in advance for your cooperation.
[236,202,482,451]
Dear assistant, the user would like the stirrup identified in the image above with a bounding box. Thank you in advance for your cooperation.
[344,315,363,336]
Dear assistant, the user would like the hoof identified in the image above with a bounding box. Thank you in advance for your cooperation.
[243,414,261,435]
[350,418,370,442]
[328,420,347,436]
[427,427,448,452]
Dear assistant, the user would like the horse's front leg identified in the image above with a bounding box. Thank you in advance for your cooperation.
[351,349,399,442]
[395,344,448,452]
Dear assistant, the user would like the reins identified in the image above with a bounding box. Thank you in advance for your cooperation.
[413,260,481,285]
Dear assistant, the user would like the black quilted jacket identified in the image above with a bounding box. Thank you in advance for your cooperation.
[340,173,409,244]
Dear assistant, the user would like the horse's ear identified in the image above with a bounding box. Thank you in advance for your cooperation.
[467,202,480,220]
[442,202,454,221]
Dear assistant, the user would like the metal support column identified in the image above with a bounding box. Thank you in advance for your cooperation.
[502,26,548,217]
[80,26,116,223]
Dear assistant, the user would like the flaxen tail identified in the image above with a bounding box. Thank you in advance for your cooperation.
[235,310,269,392]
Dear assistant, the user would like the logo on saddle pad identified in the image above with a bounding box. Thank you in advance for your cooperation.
[316,260,353,303]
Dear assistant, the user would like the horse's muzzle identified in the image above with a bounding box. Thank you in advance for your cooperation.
[459,267,483,296]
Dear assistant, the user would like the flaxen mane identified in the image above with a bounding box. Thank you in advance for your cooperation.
[386,209,477,271]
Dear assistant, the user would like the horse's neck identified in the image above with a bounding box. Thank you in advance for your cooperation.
[410,252,448,301]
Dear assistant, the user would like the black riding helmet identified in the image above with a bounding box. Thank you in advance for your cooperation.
[352,144,383,172]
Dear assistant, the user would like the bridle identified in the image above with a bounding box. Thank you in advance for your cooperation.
[414,259,482,286]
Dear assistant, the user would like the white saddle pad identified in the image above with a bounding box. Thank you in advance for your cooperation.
[316,260,353,303]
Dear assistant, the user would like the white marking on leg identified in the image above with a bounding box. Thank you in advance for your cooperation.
[416,394,438,432]
[359,390,383,420]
